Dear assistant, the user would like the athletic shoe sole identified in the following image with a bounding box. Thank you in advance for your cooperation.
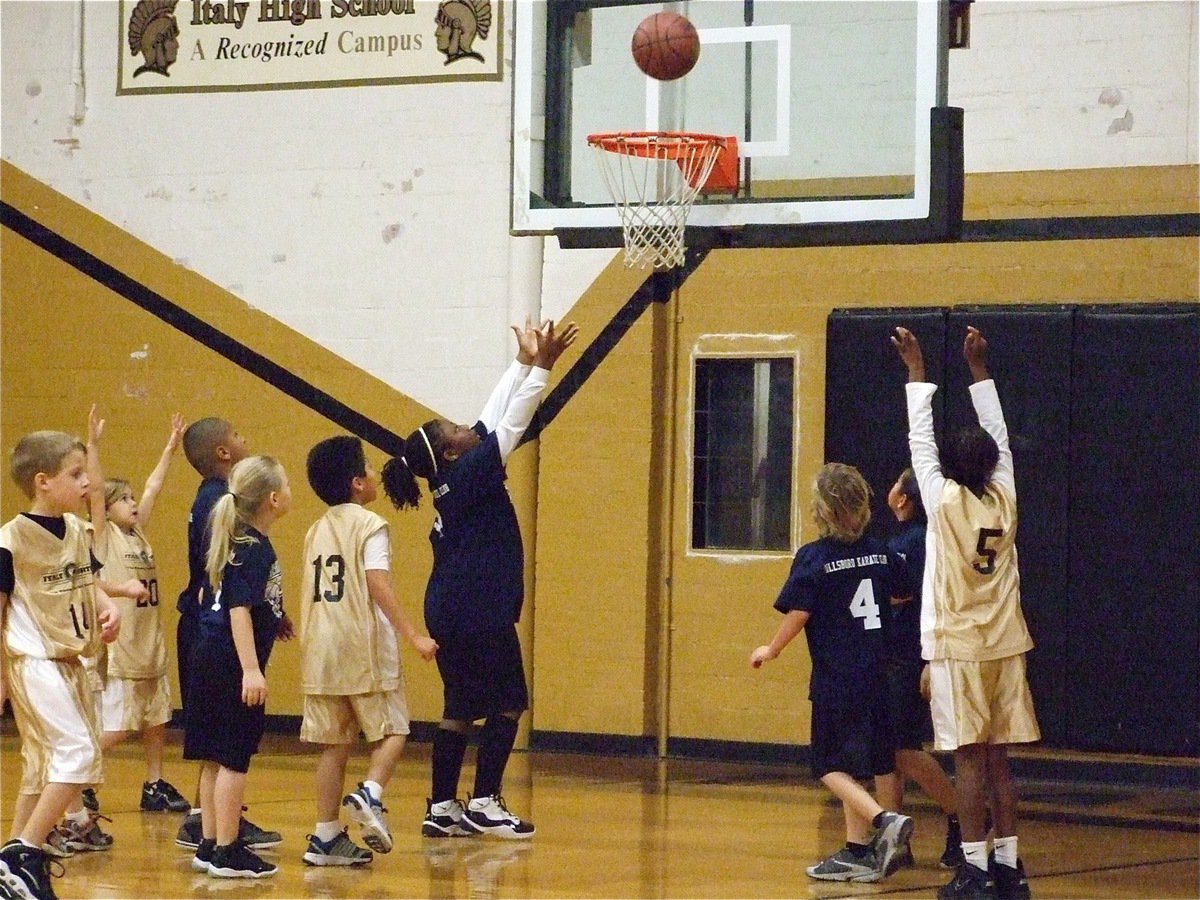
[208,865,277,879]
[342,795,393,854]
[302,851,372,867]
[462,818,535,840]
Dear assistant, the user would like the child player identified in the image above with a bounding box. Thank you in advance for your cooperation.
[299,435,438,866]
[0,430,121,900]
[751,463,914,883]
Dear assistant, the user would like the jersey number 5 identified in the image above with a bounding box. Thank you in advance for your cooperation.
[849,579,882,631]
[311,554,346,603]
[972,528,1004,575]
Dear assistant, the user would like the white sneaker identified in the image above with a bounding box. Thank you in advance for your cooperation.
[422,798,476,838]
[462,795,534,839]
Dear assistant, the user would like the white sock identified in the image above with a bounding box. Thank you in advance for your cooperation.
[314,821,341,843]
[189,807,202,816]
[362,780,383,803]
[431,799,457,814]
[962,839,989,872]
[67,809,90,826]
[993,835,1018,868]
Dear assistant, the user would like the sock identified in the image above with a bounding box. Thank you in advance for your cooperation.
[361,780,383,804]
[14,839,38,849]
[67,809,90,826]
[431,727,469,803]
[962,839,989,872]
[473,715,519,799]
[846,841,872,859]
[993,835,1018,868]
[189,807,202,816]
[314,821,341,843]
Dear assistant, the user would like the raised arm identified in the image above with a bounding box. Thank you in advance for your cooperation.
[137,413,185,529]
[964,327,1015,496]
[477,319,540,432]
[493,320,579,463]
[892,328,944,505]
[85,405,111,563]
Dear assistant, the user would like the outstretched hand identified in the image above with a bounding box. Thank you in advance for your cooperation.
[963,326,989,381]
[165,413,186,454]
[890,327,926,383]
[534,320,580,370]
[88,404,105,446]
[511,317,543,365]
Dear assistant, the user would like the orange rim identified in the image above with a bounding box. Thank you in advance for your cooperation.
[587,131,731,160]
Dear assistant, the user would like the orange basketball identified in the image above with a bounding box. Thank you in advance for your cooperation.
[631,11,700,81]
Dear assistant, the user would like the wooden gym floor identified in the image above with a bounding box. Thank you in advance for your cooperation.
[1,727,1196,899]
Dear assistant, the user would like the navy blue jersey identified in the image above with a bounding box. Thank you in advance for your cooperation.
[425,424,524,639]
[885,521,925,664]
[177,477,226,618]
[774,535,910,701]
[198,528,284,668]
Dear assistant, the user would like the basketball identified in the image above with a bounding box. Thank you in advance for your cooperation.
[631,11,700,81]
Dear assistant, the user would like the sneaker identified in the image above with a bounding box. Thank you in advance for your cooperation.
[60,813,114,852]
[176,812,202,849]
[192,838,216,873]
[462,795,534,840]
[208,841,277,879]
[80,789,99,813]
[871,810,914,877]
[141,779,191,813]
[990,855,1031,900]
[940,815,964,868]
[341,784,392,853]
[40,829,72,861]
[422,798,475,838]
[938,862,999,900]
[893,844,915,870]
[237,810,282,850]
[0,840,58,900]
[302,829,373,867]
[805,847,881,883]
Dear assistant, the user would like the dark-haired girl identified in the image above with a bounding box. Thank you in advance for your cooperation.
[382,319,578,840]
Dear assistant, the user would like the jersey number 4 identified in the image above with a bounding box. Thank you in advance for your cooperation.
[849,579,882,631]
[311,554,346,603]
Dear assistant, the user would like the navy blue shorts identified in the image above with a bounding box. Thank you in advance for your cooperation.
[886,659,934,751]
[182,641,265,774]
[435,625,528,722]
[809,688,896,780]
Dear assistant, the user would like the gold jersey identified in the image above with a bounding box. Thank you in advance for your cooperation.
[1,513,101,660]
[300,504,401,695]
[98,522,167,679]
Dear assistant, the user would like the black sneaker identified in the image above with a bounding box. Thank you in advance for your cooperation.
[423,798,475,838]
[175,813,202,850]
[80,789,99,813]
[237,811,282,850]
[0,840,58,900]
[938,863,999,900]
[940,815,964,868]
[302,829,373,867]
[990,854,1031,900]
[871,811,914,877]
[141,779,191,813]
[208,842,277,879]
[192,838,216,873]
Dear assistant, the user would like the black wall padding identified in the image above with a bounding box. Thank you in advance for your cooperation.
[1066,305,1200,755]
[944,308,1074,746]
[824,309,946,540]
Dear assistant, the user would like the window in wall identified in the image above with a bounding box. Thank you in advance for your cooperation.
[692,358,794,551]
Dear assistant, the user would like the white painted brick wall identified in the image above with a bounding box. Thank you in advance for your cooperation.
[2,1,1195,423]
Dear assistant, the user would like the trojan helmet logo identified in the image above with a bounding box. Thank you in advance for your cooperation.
[434,0,491,66]
[128,0,180,78]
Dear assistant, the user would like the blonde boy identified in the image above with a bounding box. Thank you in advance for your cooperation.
[0,431,120,900]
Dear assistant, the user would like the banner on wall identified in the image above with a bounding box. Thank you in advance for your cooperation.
[117,0,502,94]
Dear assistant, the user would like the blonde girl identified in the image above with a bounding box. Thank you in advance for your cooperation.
[182,455,290,880]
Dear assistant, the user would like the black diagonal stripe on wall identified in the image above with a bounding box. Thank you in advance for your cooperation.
[1,201,409,457]
[521,246,711,446]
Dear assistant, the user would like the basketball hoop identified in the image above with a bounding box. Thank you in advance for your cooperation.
[588,132,739,270]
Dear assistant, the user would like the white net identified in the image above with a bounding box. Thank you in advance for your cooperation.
[588,133,727,270]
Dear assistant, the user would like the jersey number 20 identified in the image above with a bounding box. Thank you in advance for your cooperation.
[311,554,346,603]
[849,579,882,631]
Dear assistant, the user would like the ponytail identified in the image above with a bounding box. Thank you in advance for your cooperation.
[381,421,443,510]
[205,455,286,590]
